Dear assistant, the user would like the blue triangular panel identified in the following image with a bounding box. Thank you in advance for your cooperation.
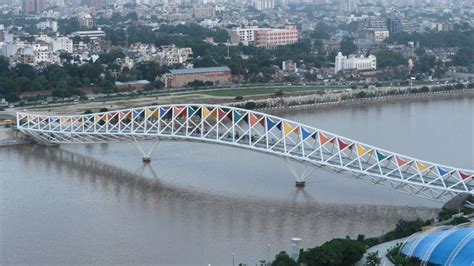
[301,127,313,140]
[438,167,449,176]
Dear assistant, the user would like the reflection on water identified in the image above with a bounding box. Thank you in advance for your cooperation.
[1,145,437,265]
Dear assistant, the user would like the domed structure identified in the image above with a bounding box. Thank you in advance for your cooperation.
[401,223,474,265]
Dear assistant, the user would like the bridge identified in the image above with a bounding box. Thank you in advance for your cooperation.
[16,104,473,202]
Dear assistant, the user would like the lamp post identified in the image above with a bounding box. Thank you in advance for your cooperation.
[267,244,271,265]
[232,252,235,266]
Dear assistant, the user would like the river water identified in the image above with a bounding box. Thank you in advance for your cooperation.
[1,97,473,265]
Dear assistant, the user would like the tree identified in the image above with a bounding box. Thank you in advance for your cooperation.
[452,47,474,66]
[366,251,381,266]
[375,50,406,68]
[299,238,366,266]
[272,251,297,266]
[340,37,357,55]
[244,101,257,110]
[0,56,9,74]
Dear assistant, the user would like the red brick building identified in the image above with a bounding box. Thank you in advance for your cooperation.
[163,67,232,88]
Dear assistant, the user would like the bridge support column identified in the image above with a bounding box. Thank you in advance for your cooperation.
[132,137,160,163]
[285,158,316,188]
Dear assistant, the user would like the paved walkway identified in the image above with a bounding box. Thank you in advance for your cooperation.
[356,237,408,266]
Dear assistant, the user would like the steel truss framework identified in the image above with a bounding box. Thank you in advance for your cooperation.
[17,104,473,202]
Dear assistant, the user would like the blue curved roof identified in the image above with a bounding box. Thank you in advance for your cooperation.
[401,226,474,265]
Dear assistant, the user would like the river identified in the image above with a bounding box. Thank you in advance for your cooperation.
[1,97,473,265]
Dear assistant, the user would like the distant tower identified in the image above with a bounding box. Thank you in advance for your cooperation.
[22,0,47,14]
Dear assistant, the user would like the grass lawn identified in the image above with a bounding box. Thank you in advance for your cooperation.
[200,86,335,97]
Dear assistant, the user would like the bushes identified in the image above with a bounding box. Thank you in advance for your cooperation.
[438,208,459,221]
[366,251,381,266]
[383,219,430,241]
[449,216,469,225]
[298,238,366,266]
[272,251,297,266]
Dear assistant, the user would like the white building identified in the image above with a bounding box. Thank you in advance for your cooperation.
[335,52,376,73]
[37,20,58,32]
[52,37,73,53]
[156,45,193,66]
[70,31,106,40]
[229,26,258,46]
[365,29,389,44]
[33,43,51,63]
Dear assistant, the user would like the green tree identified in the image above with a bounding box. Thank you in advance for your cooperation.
[272,251,297,266]
[366,251,381,266]
[299,238,366,266]
[452,47,474,66]
[340,37,357,55]
[376,50,406,68]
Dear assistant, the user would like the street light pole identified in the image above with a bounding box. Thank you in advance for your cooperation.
[232,252,235,266]
[267,244,271,265]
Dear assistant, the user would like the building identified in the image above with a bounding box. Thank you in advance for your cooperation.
[365,29,389,44]
[230,25,298,47]
[253,25,299,48]
[22,0,47,14]
[71,30,106,40]
[156,45,193,66]
[0,24,4,43]
[401,224,473,265]
[163,66,231,88]
[387,17,412,34]
[82,0,106,9]
[343,0,357,14]
[37,20,58,32]
[115,80,150,91]
[252,0,274,10]
[230,26,258,46]
[33,43,52,64]
[335,52,376,73]
[192,5,215,19]
[52,37,73,53]
[78,13,94,29]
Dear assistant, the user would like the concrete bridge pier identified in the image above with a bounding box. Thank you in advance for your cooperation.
[285,158,316,188]
[132,137,159,163]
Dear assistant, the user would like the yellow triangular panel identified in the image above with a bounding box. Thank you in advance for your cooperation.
[357,144,367,156]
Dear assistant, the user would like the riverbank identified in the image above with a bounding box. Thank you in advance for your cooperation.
[264,89,474,113]
[230,87,474,113]
[0,127,33,147]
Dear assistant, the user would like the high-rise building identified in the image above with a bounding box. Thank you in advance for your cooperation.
[343,0,357,14]
[81,0,107,9]
[22,0,47,14]
[386,17,412,34]
[252,0,274,10]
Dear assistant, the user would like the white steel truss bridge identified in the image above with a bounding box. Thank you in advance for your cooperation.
[16,104,473,202]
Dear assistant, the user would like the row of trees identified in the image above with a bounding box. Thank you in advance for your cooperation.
[270,217,437,266]
[384,29,474,72]
[0,51,172,102]
[271,238,366,266]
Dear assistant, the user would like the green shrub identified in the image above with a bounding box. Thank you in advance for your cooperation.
[299,238,366,266]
